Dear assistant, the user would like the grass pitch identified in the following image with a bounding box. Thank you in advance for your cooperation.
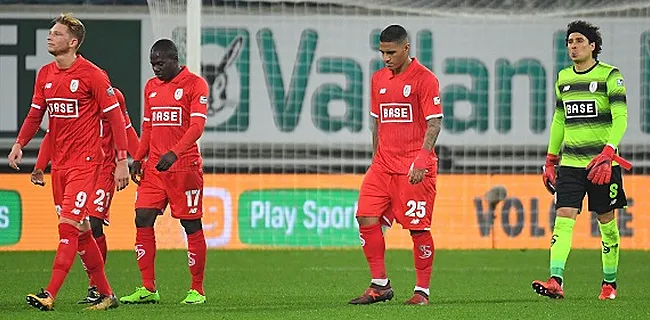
[2,249,649,319]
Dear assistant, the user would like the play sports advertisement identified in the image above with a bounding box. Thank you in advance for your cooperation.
[0,174,647,251]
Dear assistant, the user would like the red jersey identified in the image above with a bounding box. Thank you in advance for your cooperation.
[370,58,443,174]
[138,67,209,171]
[17,56,127,169]
[100,88,133,166]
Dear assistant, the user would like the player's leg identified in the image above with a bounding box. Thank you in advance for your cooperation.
[532,166,586,299]
[167,169,206,304]
[120,168,165,304]
[587,166,626,300]
[349,166,394,305]
[79,172,114,304]
[180,219,207,304]
[391,174,436,305]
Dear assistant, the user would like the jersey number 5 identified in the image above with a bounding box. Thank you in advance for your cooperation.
[405,200,426,218]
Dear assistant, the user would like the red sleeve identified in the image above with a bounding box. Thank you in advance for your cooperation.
[35,131,51,170]
[418,72,443,120]
[370,73,379,119]
[134,83,152,161]
[114,88,140,156]
[16,68,47,147]
[91,71,128,157]
[170,77,208,156]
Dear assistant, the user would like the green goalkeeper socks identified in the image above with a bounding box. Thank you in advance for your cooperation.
[599,219,620,283]
[549,216,576,280]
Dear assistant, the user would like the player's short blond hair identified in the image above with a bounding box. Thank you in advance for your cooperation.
[53,13,86,50]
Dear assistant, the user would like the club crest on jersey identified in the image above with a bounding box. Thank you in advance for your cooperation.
[174,88,183,100]
[380,103,413,123]
[70,79,79,93]
[403,84,411,97]
[589,81,598,93]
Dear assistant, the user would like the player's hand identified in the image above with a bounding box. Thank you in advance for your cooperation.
[156,151,177,172]
[408,148,431,185]
[130,160,143,185]
[30,168,45,186]
[8,143,23,171]
[587,145,616,185]
[542,154,559,194]
[114,159,130,191]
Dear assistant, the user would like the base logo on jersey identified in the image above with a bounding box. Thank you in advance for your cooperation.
[151,106,182,126]
[589,81,598,93]
[564,100,598,118]
[174,88,183,100]
[70,79,79,93]
[380,103,413,123]
[46,98,79,118]
[403,84,411,97]
[173,26,249,131]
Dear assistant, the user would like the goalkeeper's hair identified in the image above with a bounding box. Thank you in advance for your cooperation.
[566,20,602,59]
[53,13,85,50]
[151,38,179,61]
[380,24,408,44]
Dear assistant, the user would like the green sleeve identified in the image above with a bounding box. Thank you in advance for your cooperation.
[547,83,565,155]
[606,69,628,148]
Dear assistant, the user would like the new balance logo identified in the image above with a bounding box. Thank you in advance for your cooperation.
[60,239,69,245]
[410,218,420,225]
[379,88,386,94]
[610,199,617,205]
[563,85,570,92]
[149,92,157,98]
[45,82,52,89]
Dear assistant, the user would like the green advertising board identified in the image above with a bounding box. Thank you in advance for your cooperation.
[238,189,360,247]
[0,190,22,245]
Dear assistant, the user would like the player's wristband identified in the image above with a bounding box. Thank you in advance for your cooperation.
[413,148,432,170]
[117,150,128,162]
[418,148,431,159]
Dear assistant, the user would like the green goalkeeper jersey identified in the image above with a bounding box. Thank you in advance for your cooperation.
[547,61,628,168]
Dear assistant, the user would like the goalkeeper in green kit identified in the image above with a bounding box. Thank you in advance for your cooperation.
[532,20,632,300]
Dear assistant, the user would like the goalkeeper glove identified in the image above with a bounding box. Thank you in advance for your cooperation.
[587,145,616,185]
[542,154,559,195]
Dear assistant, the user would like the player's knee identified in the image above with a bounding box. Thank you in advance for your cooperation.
[596,210,615,224]
[409,229,429,237]
[89,217,104,238]
[135,209,158,228]
[180,219,202,235]
[556,207,578,220]
[356,216,380,227]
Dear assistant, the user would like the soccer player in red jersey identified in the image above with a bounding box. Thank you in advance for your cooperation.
[32,86,139,304]
[349,25,443,306]
[7,13,129,311]
[119,39,209,305]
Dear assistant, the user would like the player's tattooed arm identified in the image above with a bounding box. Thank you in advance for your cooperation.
[422,117,442,151]
[371,118,378,159]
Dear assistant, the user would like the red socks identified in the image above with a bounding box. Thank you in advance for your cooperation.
[359,223,387,280]
[135,227,157,292]
[95,234,107,263]
[78,230,112,296]
[186,230,207,295]
[46,223,80,299]
[411,231,435,290]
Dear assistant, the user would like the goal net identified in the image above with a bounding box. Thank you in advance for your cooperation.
[143,0,650,250]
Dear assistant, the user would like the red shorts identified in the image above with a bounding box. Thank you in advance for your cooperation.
[135,165,204,219]
[51,165,101,223]
[356,165,437,230]
[87,166,116,225]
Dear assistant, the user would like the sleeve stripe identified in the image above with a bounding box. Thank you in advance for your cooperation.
[425,113,444,120]
[103,103,119,113]
[370,112,379,118]
[609,95,627,104]
[31,104,41,110]
[191,112,208,119]
[142,117,151,122]
[125,123,133,129]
